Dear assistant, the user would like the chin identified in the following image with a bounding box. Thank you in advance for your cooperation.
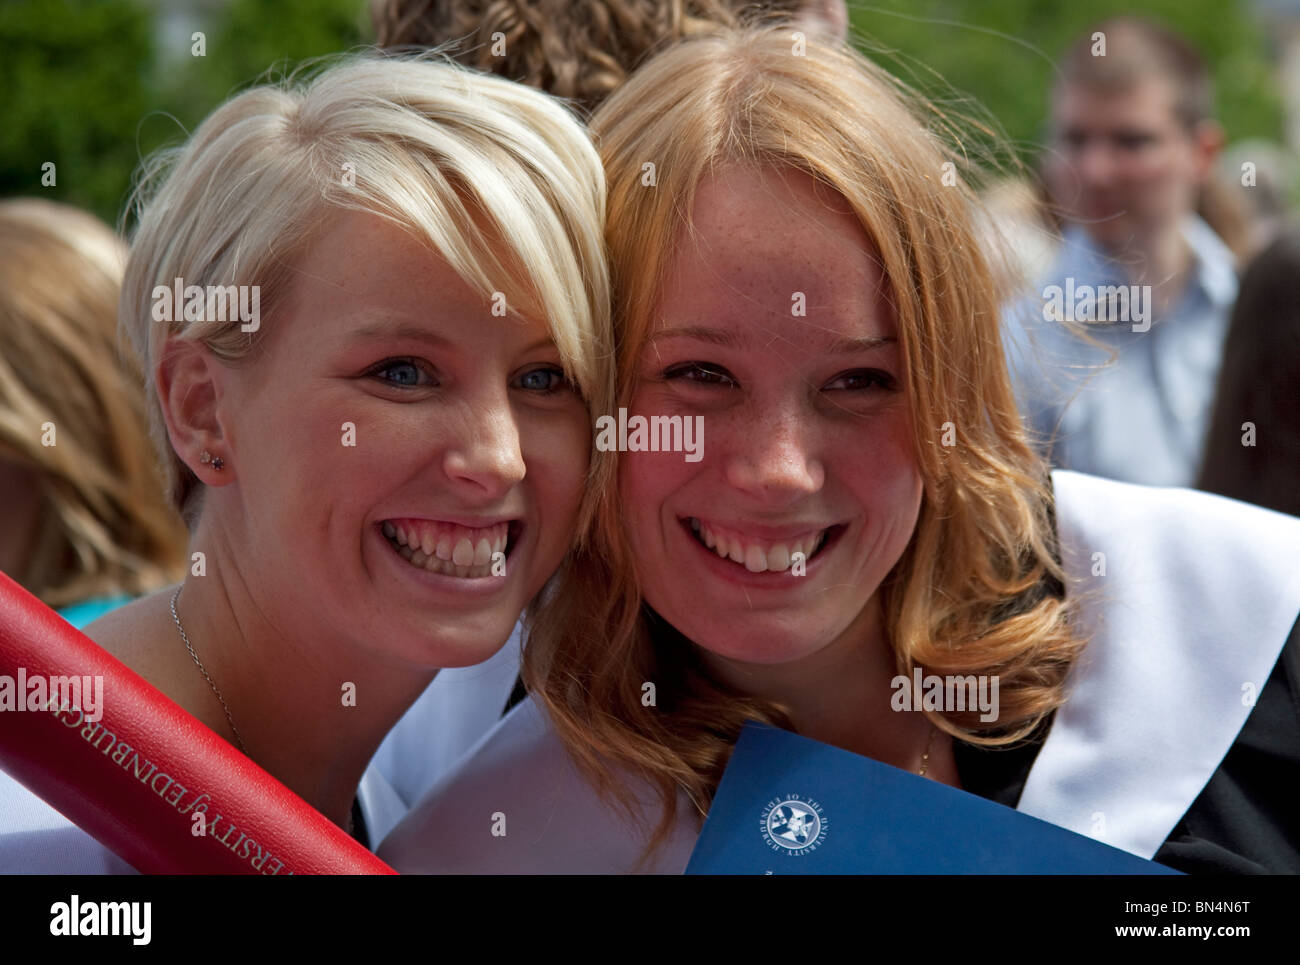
[1083,216,1138,246]
[678,613,839,668]
[385,602,522,668]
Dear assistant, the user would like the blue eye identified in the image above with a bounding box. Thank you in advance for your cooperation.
[369,358,434,388]
[663,362,737,387]
[516,366,569,393]
[825,369,897,392]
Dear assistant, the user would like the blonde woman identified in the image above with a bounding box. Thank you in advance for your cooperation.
[381,27,1300,874]
[0,53,612,871]
[0,199,186,626]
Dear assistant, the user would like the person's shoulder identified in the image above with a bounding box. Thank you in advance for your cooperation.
[1051,470,1300,579]
[1180,215,1238,308]
[80,586,175,677]
[377,696,699,874]
[56,595,133,630]
[1051,469,1300,644]
[0,770,137,874]
[1024,472,1300,858]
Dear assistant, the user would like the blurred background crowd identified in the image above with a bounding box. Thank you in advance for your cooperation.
[2,0,1297,621]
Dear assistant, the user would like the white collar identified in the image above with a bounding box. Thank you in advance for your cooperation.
[1056,215,1237,313]
[356,765,409,852]
[1017,471,1300,858]
[1178,214,1238,310]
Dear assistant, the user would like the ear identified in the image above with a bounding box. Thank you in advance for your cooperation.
[156,337,235,488]
[1190,119,1225,184]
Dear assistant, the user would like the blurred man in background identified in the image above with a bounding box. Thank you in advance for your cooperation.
[1008,17,1239,487]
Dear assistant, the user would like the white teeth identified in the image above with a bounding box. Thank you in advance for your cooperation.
[694,519,829,573]
[768,544,790,572]
[382,521,513,579]
[385,534,502,578]
[452,538,475,567]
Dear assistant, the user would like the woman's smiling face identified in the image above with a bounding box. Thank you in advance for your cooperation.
[209,208,590,670]
[621,165,924,667]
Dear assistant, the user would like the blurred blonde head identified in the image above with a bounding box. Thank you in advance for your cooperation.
[0,199,186,607]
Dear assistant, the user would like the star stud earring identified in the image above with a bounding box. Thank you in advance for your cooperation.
[199,450,225,471]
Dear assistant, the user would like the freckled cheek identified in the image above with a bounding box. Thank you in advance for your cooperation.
[619,451,690,554]
[840,420,922,507]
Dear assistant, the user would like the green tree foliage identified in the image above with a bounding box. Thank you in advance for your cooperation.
[158,0,370,140]
[849,0,1283,165]
[0,0,1286,225]
[0,0,154,222]
[2,0,369,225]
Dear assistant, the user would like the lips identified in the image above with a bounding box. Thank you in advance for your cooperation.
[381,517,520,578]
[683,516,838,573]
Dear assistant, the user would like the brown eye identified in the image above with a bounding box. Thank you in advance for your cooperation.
[663,362,738,387]
[824,369,897,392]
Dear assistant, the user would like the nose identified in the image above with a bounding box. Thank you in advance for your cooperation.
[1075,138,1119,191]
[442,390,526,498]
[722,403,824,503]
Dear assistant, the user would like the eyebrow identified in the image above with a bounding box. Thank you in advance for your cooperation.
[352,321,453,348]
[649,325,896,353]
[351,320,557,354]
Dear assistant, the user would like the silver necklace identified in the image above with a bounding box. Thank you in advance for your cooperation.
[169,586,248,754]
[167,586,358,839]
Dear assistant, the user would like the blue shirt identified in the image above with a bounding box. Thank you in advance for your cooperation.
[1004,216,1237,487]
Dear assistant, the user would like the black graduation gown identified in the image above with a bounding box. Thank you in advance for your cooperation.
[954,618,1300,873]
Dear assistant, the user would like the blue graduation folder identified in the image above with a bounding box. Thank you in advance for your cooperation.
[685,723,1181,874]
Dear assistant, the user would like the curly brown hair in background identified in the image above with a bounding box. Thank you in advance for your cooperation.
[371,0,802,114]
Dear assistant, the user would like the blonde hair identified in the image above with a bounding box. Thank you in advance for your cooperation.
[371,0,799,114]
[120,53,614,536]
[524,26,1088,850]
[0,199,186,607]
